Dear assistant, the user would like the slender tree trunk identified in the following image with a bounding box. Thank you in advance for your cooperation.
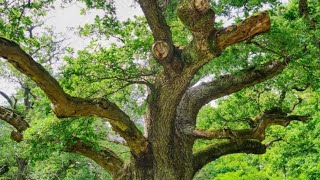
[16,157,28,180]
[0,164,9,175]
[299,0,308,18]
[22,84,32,112]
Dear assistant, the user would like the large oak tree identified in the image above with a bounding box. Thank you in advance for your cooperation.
[0,0,319,179]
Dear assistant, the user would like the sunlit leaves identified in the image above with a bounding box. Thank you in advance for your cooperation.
[212,0,280,18]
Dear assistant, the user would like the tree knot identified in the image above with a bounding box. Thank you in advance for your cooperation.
[152,40,171,60]
[194,0,210,13]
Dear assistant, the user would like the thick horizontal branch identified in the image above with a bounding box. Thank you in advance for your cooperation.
[193,140,266,174]
[67,139,124,177]
[0,106,29,142]
[216,12,270,51]
[192,108,308,172]
[178,10,270,68]
[0,37,147,156]
[193,108,309,141]
[0,106,125,176]
[0,37,70,106]
[183,59,289,115]
[137,0,172,43]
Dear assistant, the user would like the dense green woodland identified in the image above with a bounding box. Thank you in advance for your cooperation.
[0,0,319,179]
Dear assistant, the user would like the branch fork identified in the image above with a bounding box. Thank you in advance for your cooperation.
[0,37,147,156]
[193,108,309,142]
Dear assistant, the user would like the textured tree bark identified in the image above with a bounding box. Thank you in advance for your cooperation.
[0,37,147,156]
[181,59,290,118]
[146,82,191,179]
[193,140,266,173]
[216,12,270,51]
[193,108,309,141]
[0,106,29,142]
[152,41,171,60]
[68,140,125,177]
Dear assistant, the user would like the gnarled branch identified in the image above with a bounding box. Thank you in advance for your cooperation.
[67,139,124,178]
[0,109,126,176]
[137,0,172,43]
[0,106,29,142]
[193,108,309,141]
[216,12,270,51]
[193,140,266,174]
[0,106,125,176]
[192,108,308,173]
[182,59,289,117]
[0,37,147,156]
[179,11,270,74]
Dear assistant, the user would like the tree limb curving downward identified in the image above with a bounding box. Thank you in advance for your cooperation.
[192,108,309,173]
[180,59,289,120]
[0,106,29,142]
[0,37,147,156]
[67,139,125,177]
[193,108,309,141]
[193,140,266,174]
[0,106,126,177]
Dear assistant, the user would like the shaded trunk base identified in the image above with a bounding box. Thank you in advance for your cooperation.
[114,141,195,180]
[115,166,194,180]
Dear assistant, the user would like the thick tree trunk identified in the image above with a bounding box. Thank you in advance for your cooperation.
[119,156,154,179]
[115,75,196,180]
[115,141,194,180]
[144,77,193,179]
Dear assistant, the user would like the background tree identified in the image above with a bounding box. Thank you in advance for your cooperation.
[0,0,319,179]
